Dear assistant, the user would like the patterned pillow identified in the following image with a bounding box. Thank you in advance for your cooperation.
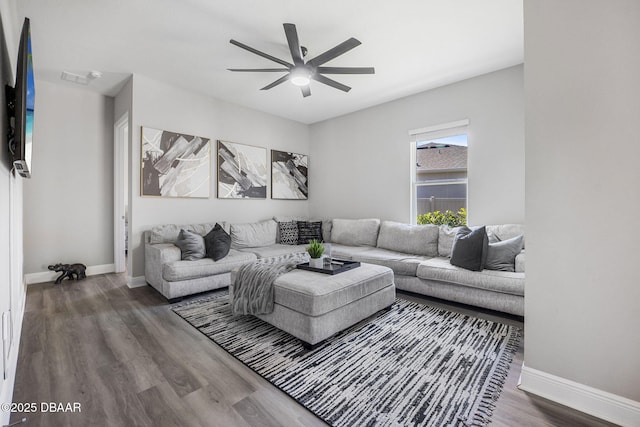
[278,221,299,245]
[297,221,323,244]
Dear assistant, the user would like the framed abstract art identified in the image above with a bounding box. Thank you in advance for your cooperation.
[217,140,267,199]
[271,149,308,200]
[141,127,210,198]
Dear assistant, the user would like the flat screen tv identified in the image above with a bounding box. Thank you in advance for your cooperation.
[5,17,34,178]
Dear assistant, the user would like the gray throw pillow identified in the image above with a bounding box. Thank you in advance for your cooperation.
[204,223,231,261]
[450,226,488,271]
[175,229,206,261]
[278,221,299,245]
[485,235,524,272]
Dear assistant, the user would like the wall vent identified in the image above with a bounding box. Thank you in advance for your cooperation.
[60,70,102,85]
[61,71,90,85]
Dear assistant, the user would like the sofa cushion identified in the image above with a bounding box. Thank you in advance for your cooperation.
[297,221,323,244]
[438,225,463,258]
[230,219,277,249]
[347,247,431,276]
[319,219,332,243]
[278,221,299,245]
[376,221,438,256]
[417,257,524,296]
[163,249,257,282]
[486,224,525,248]
[204,223,231,261]
[175,229,206,261]
[149,222,227,244]
[331,218,380,246]
[450,226,488,271]
[485,235,524,272]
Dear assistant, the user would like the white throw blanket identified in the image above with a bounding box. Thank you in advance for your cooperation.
[231,252,309,315]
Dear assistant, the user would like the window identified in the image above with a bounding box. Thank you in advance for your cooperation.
[409,120,469,224]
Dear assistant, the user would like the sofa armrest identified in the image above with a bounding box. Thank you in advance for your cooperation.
[145,243,181,288]
[515,250,525,273]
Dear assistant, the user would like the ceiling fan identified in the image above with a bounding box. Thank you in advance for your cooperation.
[228,23,375,97]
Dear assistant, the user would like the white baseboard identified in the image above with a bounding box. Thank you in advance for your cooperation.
[127,276,147,288]
[25,263,116,285]
[519,365,640,427]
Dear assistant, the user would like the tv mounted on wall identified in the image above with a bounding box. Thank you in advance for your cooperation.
[5,17,34,178]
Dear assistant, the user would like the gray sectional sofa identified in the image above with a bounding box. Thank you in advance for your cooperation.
[144,218,525,316]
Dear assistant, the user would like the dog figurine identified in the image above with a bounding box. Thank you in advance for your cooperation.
[48,263,87,284]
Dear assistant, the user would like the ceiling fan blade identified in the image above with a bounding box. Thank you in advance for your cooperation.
[312,74,351,92]
[316,66,375,74]
[261,74,290,90]
[307,38,361,67]
[228,68,289,72]
[301,86,311,97]
[230,39,292,68]
[283,23,304,66]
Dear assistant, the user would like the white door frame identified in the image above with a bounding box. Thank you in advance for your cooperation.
[114,113,129,273]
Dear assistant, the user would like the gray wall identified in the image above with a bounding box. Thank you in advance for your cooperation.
[524,0,640,402]
[308,65,524,226]
[23,81,114,273]
[128,75,311,278]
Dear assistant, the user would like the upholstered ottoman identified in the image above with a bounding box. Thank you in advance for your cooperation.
[230,262,395,349]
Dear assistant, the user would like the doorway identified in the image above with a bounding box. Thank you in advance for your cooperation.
[114,113,129,273]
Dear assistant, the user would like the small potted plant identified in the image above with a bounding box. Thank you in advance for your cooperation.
[307,239,325,268]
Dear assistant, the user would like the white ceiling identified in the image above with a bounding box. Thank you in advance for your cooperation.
[15,0,523,124]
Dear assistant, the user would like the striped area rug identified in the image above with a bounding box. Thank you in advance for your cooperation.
[172,291,520,427]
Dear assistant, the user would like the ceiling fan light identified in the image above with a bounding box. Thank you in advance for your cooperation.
[290,68,311,86]
[291,76,310,86]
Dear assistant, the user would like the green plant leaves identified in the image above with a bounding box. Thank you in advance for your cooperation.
[306,239,325,258]
[417,208,467,227]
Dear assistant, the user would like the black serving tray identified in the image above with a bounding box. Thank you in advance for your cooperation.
[297,259,361,275]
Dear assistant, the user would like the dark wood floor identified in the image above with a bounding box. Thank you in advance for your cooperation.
[10,274,617,427]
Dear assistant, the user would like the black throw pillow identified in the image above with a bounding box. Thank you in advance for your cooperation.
[450,226,488,271]
[297,221,323,244]
[204,223,231,261]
